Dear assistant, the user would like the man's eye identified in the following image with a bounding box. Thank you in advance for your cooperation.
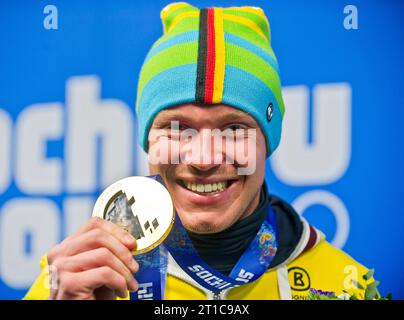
[163,124,187,131]
[225,124,246,131]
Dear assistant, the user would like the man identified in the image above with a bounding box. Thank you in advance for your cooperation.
[25,2,370,300]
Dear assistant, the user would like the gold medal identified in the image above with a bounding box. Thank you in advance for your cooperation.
[92,176,175,255]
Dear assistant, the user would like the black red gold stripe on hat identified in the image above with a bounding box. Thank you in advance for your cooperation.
[195,8,225,104]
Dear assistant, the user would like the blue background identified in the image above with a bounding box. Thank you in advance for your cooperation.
[0,0,403,299]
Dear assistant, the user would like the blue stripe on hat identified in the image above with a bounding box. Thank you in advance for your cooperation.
[225,32,280,75]
[144,30,199,64]
[137,63,197,150]
[221,65,282,155]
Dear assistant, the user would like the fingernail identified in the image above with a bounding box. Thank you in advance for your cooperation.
[117,289,128,299]
[121,290,128,299]
[126,275,136,291]
[130,280,138,292]
[130,260,138,272]
[124,234,135,244]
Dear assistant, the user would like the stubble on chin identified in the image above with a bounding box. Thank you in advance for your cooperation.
[178,209,241,234]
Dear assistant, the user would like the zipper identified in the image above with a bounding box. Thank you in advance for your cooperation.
[167,255,234,300]
[169,266,210,293]
[212,291,222,300]
[208,288,231,300]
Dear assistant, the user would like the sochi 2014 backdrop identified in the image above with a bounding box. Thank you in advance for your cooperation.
[0,0,403,299]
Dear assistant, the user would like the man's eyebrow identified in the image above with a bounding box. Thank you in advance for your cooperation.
[153,108,256,126]
[226,110,256,122]
[152,112,187,126]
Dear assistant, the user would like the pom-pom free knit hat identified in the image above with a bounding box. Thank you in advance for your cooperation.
[136,2,285,157]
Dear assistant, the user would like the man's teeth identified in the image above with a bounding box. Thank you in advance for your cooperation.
[184,181,228,193]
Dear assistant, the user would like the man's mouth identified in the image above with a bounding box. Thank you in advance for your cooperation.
[177,180,236,195]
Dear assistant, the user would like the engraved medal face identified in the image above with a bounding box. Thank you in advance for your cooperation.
[92,176,175,255]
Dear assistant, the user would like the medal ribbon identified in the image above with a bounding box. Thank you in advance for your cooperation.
[130,175,278,299]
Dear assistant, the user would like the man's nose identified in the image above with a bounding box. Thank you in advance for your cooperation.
[183,129,223,170]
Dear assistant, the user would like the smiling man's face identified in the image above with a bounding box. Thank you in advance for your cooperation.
[148,103,267,234]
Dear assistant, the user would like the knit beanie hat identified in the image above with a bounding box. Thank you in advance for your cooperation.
[136,2,285,157]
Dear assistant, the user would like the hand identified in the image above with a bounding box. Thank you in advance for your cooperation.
[46,217,139,300]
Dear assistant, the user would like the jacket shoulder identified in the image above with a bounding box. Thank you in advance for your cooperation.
[288,240,371,299]
[297,240,368,271]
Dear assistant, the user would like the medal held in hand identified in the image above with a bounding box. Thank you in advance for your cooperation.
[92,176,175,255]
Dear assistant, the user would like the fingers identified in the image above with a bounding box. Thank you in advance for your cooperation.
[70,217,137,250]
[53,248,139,292]
[56,266,130,300]
[46,216,141,300]
[56,228,138,273]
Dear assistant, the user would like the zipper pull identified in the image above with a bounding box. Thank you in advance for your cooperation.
[212,291,222,300]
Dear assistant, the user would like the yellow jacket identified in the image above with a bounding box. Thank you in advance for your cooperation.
[24,223,370,300]
[24,191,372,300]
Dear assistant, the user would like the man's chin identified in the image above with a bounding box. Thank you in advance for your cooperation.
[176,210,235,234]
[183,222,225,234]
